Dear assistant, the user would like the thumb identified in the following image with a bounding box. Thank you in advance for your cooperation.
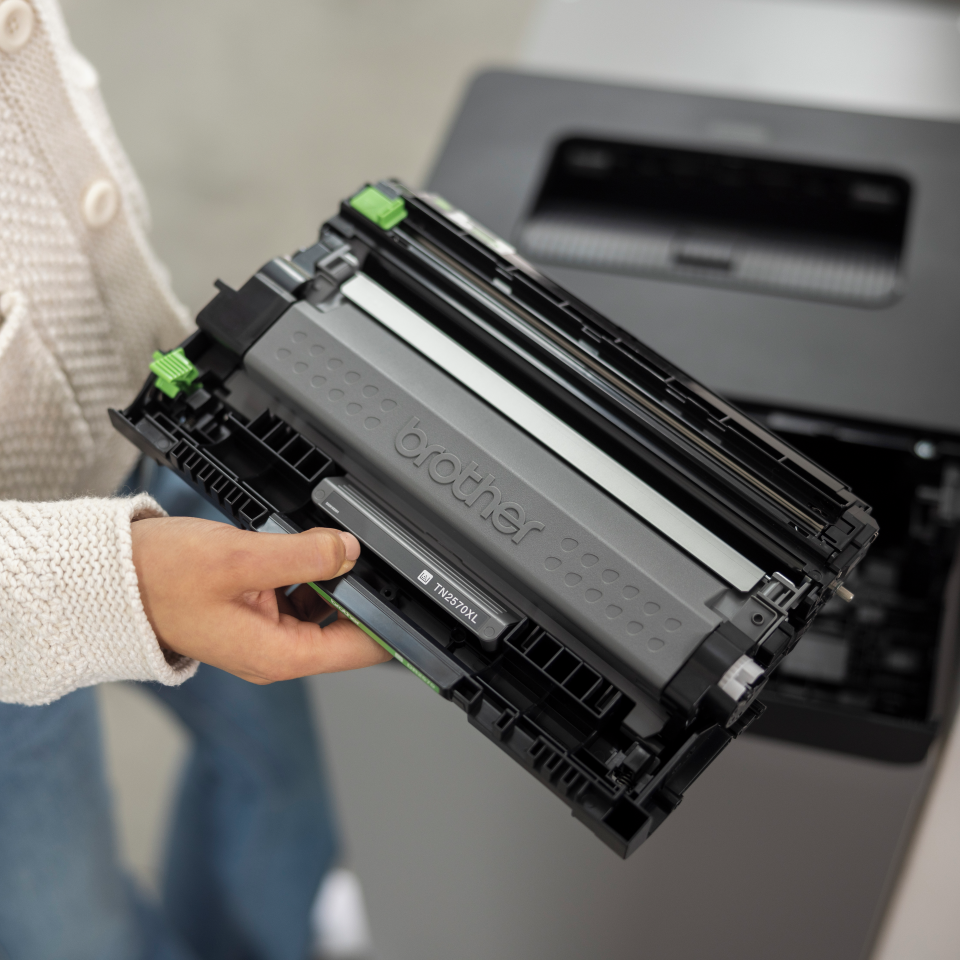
[229,526,361,591]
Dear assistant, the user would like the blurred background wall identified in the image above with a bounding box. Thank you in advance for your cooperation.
[61,0,539,315]
[525,0,960,120]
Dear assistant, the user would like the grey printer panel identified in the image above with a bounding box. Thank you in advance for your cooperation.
[427,70,960,432]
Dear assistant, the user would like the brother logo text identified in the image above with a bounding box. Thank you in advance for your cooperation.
[395,417,545,544]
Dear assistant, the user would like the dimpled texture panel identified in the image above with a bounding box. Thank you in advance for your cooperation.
[246,301,725,691]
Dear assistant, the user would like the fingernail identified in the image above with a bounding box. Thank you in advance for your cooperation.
[337,530,361,562]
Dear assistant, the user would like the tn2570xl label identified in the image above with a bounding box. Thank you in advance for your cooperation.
[417,568,483,626]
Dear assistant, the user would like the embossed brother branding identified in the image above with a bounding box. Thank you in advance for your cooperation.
[395,417,545,544]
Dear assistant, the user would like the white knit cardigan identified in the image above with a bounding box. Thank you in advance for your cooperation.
[0,0,199,703]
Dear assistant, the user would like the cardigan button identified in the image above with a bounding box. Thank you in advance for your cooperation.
[82,178,119,228]
[0,0,33,54]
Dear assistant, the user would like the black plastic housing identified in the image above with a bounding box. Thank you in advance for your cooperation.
[112,354,765,857]
[110,183,884,855]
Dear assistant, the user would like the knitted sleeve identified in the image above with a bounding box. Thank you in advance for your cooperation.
[0,494,198,705]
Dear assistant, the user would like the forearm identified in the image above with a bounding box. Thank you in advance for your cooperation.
[0,495,197,705]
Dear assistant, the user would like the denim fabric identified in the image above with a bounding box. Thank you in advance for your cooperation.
[153,668,338,960]
[0,467,339,960]
[0,687,185,960]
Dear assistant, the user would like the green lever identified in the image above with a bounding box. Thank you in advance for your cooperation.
[149,347,201,399]
[350,185,407,230]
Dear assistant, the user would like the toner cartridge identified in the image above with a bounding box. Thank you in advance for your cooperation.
[111,181,878,857]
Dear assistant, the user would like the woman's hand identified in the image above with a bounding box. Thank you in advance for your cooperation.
[130,516,392,683]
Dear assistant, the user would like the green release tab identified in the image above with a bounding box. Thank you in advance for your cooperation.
[150,347,201,399]
[350,186,407,230]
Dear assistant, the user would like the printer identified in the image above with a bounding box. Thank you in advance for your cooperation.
[426,70,960,765]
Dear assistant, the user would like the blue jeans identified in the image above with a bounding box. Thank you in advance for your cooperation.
[0,466,339,960]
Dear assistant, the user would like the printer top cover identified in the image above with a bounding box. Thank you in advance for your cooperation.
[112,182,877,856]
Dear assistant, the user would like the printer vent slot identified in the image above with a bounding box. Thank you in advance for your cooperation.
[504,626,623,719]
[169,439,270,528]
[564,664,603,699]
[545,649,580,683]
[246,410,332,483]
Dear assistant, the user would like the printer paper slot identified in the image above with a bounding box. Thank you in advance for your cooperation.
[520,136,911,306]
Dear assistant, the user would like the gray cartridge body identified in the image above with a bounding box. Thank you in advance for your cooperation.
[245,298,727,693]
[112,177,882,860]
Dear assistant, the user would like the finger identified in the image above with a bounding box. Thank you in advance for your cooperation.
[246,615,393,682]
[224,527,361,591]
[280,583,335,623]
[294,617,393,674]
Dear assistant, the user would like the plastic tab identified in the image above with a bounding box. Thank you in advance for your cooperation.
[314,476,520,645]
[149,348,200,399]
[349,185,407,230]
